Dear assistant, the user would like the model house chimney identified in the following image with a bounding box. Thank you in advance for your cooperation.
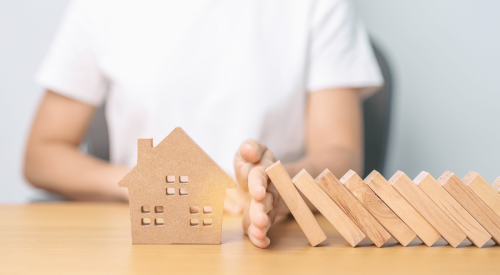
[138,138,153,161]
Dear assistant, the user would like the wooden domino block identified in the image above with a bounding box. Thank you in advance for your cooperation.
[390,171,466,247]
[415,172,491,247]
[493,176,500,193]
[438,171,500,245]
[314,169,390,247]
[292,170,365,247]
[265,161,326,246]
[341,170,416,246]
[367,171,441,246]
[463,172,500,218]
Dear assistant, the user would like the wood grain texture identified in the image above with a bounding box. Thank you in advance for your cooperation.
[367,171,441,246]
[415,172,491,248]
[341,170,416,246]
[265,161,326,246]
[463,172,500,219]
[493,176,500,193]
[438,171,500,245]
[391,171,466,247]
[2,204,500,275]
[314,169,390,247]
[292,170,365,247]
[117,127,236,244]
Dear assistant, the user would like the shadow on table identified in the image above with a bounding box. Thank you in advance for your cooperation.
[263,214,497,249]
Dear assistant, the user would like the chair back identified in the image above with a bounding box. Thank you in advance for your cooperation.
[362,42,393,177]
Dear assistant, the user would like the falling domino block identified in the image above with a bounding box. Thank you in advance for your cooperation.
[493,176,500,194]
[265,161,326,246]
[390,171,467,247]
[366,171,441,246]
[313,169,390,247]
[415,172,491,248]
[438,171,500,245]
[463,172,500,219]
[292,170,366,247]
[341,170,416,247]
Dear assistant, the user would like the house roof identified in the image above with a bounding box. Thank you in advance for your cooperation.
[118,127,237,190]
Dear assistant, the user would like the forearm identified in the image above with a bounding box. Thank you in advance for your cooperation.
[24,140,129,202]
[284,146,363,180]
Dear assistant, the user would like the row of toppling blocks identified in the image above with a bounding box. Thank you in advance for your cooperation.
[265,161,500,248]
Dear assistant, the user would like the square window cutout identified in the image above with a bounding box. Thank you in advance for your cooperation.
[142,218,150,226]
[180,188,188,196]
[203,219,213,226]
[190,206,199,214]
[190,218,199,226]
[166,175,175,183]
[141,206,150,213]
[166,188,175,196]
[203,206,212,214]
[155,218,164,226]
[180,176,189,183]
[155,206,164,213]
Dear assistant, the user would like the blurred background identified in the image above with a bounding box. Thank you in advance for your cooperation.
[1,0,499,203]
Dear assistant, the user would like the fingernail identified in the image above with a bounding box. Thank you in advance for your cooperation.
[243,144,255,151]
[243,144,260,158]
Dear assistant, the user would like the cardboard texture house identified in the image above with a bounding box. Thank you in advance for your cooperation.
[118,127,236,244]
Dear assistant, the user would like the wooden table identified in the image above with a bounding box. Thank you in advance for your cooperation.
[0,203,499,275]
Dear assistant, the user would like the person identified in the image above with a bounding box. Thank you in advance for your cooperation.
[24,0,383,248]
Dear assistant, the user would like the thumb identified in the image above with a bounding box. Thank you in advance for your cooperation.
[239,139,268,164]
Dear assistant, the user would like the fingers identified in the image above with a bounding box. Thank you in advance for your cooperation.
[245,151,276,197]
[245,192,274,248]
[234,139,276,192]
[247,224,271,248]
[250,199,270,228]
[243,193,273,232]
[248,166,268,201]
[238,139,268,164]
[234,139,278,249]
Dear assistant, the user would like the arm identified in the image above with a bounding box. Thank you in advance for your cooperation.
[285,87,364,178]
[234,87,364,248]
[24,91,130,202]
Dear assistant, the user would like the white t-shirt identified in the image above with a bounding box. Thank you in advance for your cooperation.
[36,0,383,176]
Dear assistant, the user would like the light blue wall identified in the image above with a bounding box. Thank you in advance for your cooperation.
[0,0,70,202]
[353,0,500,182]
[1,0,499,202]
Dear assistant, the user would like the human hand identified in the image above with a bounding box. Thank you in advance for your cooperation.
[234,140,286,248]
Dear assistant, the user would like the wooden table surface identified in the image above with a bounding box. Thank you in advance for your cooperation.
[1,203,499,275]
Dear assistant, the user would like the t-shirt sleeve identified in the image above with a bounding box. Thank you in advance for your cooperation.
[35,0,107,106]
[307,0,383,98]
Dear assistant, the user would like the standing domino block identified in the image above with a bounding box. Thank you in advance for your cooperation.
[438,171,500,245]
[314,169,390,247]
[415,172,491,248]
[367,171,441,246]
[463,172,500,218]
[493,176,500,193]
[292,170,366,247]
[265,161,327,246]
[391,171,467,247]
[341,170,416,246]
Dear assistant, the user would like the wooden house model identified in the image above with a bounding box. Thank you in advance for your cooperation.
[118,127,236,244]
